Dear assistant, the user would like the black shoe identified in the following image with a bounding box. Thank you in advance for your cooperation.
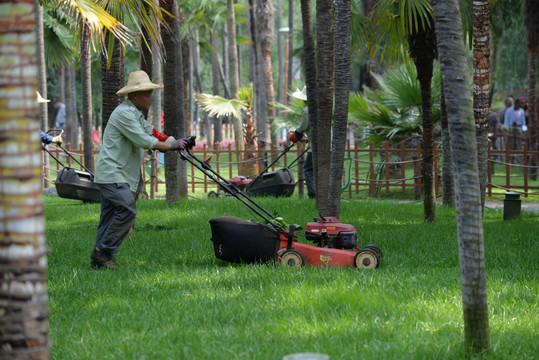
[90,248,117,270]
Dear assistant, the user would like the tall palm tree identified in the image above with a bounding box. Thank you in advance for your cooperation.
[525,0,538,179]
[35,0,51,188]
[408,15,437,222]
[440,81,455,205]
[473,0,491,211]
[80,21,94,173]
[161,0,180,203]
[299,0,318,203]
[174,2,188,197]
[432,0,490,354]
[101,33,124,133]
[372,0,438,222]
[315,0,335,215]
[0,0,50,357]
[328,0,352,217]
[227,0,243,151]
[257,0,277,145]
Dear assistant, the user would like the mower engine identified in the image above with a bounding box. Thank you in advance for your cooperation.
[304,217,358,249]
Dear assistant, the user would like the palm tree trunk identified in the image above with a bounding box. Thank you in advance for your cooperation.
[300,0,318,201]
[473,0,491,211]
[407,18,437,222]
[65,64,79,148]
[56,66,65,116]
[152,38,162,130]
[525,0,538,180]
[276,0,283,106]
[328,0,352,218]
[227,0,243,150]
[248,0,266,141]
[287,0,294,104]
[80,21,94,174]
[174,3,188,198]
[34,0,50,188]
[257,0,277,145]
[0,1,50,356]
[527,49,537,180]
[139,6,153,121]
[419,68,436,222]
[161,0,179,203]
[432,0,490,354]
[316,0,335,215]
[210,32,222,144]
[101,36,124,134]
[441,81,455,206]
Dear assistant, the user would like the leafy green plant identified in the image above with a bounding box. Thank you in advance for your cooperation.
[348,63,441,146]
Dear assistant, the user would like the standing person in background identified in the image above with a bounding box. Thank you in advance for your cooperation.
[90,70,190,270]
[492,96,513,150]
[54,100,66,130]
[503,98,526,130]
[37,91,62,145]
[288,86,316,199]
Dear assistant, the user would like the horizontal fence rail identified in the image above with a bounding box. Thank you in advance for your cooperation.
[42,140,539,199]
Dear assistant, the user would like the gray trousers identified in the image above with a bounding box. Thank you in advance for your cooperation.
[94,183,137,256]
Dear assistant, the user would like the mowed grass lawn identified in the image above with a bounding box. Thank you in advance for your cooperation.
[44,195,538,360]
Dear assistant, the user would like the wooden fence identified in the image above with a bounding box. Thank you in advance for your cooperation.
[43,140,539,199]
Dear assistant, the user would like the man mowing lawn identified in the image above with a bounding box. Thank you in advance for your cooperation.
[91,70,188,269]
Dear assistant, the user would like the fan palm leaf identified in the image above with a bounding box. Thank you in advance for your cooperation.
[197,93,247,120]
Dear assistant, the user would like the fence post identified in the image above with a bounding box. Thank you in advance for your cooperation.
[297,142,305,198]
[203,143,208,193]
[434,141,440,196]
[487,141,492,197]
[523,143,528,198]
[216,143,221,192]
[347,139,352,199]
[355,141,359,195]
[505,144,510,189]
[227,143,233,180]
[384,141,390,195]
[150,152,157,199]
[369,141,375,196]
[400,141,406,195]
[417,139,422,197]
[66,142,71,169]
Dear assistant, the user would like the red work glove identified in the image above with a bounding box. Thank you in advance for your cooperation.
[288,130,304,143]
[170,138,188,151]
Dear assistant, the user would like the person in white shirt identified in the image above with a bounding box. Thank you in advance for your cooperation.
[503,98,526,130]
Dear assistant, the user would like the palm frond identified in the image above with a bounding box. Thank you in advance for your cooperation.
[196,93,246,120]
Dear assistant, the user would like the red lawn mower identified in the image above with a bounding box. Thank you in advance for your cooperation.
[179,136,382,269]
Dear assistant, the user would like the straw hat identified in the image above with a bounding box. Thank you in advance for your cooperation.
[116,70,164,95]
[36,91,50,103]
[292,86,307,101]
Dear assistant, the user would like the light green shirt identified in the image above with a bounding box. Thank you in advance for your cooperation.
[297,106,311,152]
[94,99,174,192]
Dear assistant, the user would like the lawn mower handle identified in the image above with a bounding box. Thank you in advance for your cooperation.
[178,138,290,237]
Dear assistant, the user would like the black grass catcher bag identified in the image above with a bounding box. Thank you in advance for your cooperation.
[55,167,101,203]
[245,168,296,197]
[209,216,280,263]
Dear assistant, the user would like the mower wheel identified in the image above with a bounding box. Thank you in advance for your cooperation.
[280,250,304,268]
[362,245,383,259]
[354,249,379,269]
[208,191,219,198]
[137,191,149,201]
